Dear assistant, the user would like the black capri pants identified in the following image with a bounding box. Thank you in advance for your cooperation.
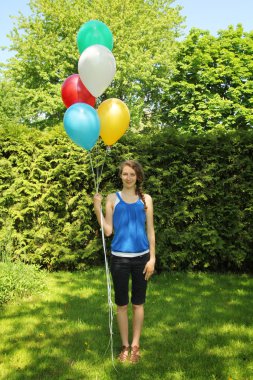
[110,253,150,306]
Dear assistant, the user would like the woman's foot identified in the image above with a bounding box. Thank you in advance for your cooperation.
[118,346,130,362]
[130,346,140,363]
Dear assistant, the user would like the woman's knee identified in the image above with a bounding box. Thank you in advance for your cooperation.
[117,304,128,312]
[132,304,144,311]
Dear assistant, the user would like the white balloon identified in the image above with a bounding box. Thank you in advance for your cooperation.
[78,44,116,98]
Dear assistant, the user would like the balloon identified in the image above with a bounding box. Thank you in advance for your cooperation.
[61,74,96,108]
[63,103,100,151]
[78,44,116,98]
[77,20,113,54]
[97,99,130,146]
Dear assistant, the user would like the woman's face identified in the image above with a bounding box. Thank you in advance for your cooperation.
[121,165,137,188]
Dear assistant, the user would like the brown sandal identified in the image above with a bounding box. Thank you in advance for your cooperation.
[130,346,140,363]
[118,346,130,362]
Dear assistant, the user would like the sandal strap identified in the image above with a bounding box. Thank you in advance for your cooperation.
[130,346,140,363]
[118,346,130,362]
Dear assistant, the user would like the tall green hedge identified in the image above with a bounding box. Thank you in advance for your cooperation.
[132,129,253,272]
[0,125,98,270]
[1,124,253,272]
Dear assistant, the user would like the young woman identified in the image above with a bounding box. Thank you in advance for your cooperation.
[93,160,155,363]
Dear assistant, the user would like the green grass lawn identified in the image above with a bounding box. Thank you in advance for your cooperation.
[0,269,253,380]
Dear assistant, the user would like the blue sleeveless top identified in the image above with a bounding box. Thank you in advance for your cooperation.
[111,192,149,256]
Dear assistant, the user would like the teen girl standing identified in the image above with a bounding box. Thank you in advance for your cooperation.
[93,160,155,363]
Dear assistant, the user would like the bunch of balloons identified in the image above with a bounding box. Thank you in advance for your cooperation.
[61,20,130,151]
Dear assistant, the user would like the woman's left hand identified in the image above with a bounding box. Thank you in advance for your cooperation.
[143,258,155,281]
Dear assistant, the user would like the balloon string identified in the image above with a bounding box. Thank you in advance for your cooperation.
[100,207,116,368]
[89,148,116,369]
[89,147,108,193]
[89,151,98,193]
[96,147,109,191]
[95,144,99,190]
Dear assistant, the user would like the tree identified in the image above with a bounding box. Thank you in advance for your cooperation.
[0,79,20,126]
[1,0,184,128]
[160,25,253,132]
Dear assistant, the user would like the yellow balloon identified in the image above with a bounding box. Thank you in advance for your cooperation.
[97,98,130,146]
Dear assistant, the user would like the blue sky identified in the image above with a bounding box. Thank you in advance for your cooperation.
[0,0,31,63]
[1,0,253,63]
[175,0,253,37]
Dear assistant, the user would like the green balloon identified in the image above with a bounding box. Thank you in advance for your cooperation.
[77,20,113,54]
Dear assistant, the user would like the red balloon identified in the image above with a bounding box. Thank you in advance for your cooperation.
[61,74,96,108]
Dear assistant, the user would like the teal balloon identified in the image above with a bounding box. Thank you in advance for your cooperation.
[77,20,113,54]
[63,103,100,151]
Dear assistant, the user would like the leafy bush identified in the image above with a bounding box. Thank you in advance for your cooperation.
[132,128,253,272]
[0,124,253,272]
[0,261,46,306]
[0,124,100,270]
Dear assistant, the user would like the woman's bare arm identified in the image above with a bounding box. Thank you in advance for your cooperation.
[93,193,116,236]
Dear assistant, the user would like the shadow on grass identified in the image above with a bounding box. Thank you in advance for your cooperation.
[0,270,116,380]
[1,270,253,380]
[138,272,253,380]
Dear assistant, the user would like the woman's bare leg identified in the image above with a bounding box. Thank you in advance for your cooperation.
[117,304,129,347]
[131,304,144,347]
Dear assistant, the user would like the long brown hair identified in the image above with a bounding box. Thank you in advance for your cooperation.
[119,160,147,210]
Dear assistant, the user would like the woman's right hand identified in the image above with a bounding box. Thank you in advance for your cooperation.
[93,193,103,210]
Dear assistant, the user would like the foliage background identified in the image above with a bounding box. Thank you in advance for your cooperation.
[0,0,183,129]
[1,124,253,272]
[1,0,253,273]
